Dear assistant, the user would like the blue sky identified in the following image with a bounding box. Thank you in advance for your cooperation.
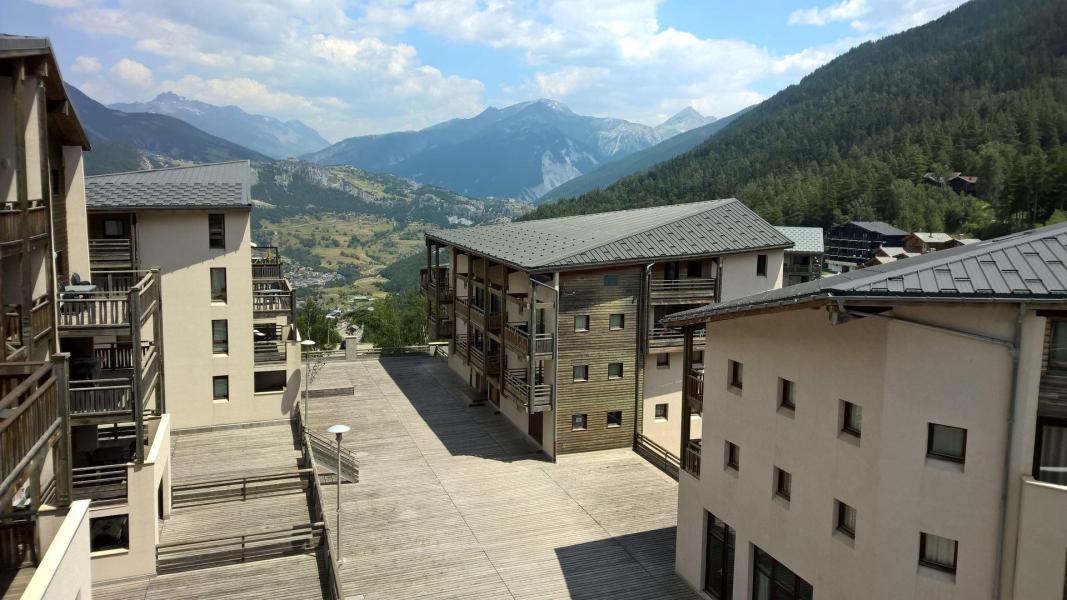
[2,0,966,141]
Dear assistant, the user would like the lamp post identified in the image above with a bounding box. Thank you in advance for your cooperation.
[301,339,317,429]
[326,423,350,565]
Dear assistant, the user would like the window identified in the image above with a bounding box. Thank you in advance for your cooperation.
[572,365,589,382]
[919,532,958,573]
[254,370,287,393]
[607,411,622,428]
[928,423,967,463]
[212,376,229,401]
[842,401,862,437]
[655,403,668,420]
[756,254,768,277]
[703,513,735,599]
[608,362,624,379]
[574,315,590,332]
[656,353,670,368]
[571,413,587,431]
[779,378,795,410]
[728,360,743,390]
[211,320,229,354]
[692,350,704,365]
[1035,418,1067,484]
[103,219,124,238]
[603,274,619,286]
[208,213,226,249]
[752,546,814,600]
[90,515,129,553]
[687,261,703,278]
[609,313,625,330]
[774,468,792,501]
[725,441,739,471]
[836,500,857,539]
[210,268,227,302]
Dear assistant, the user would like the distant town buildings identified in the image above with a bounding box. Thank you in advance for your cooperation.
[824,220,909,273]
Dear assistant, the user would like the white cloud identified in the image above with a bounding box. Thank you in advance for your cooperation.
[788,0,966,33]
[110,58,154,89]
[29,0,93,7]
[70,55,101,74]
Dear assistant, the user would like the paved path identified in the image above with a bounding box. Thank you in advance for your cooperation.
[308,356,698,600]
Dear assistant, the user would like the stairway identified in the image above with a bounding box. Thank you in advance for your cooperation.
[308,431,359,484]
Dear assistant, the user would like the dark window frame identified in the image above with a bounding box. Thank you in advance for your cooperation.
[919,532,959,574]
[608,362,624,379]
[927,423,967,463]
[779,378,795,410]
[572,365,589,382]
[574,315,590,332]
[836,500,856,539]
[602,274,619,286]
[655,403,668,420]
[89,514,130,553]
[609,313,625,330]
[725,441,739,471]
[703,512,735,599]
[692,350,704,365]
[211,319,229,354]
[571,413,587,431]
[842,401,862,437]
[656,353,670,368]
[212,375,229,401]
[756,254,768,277]
[210,267,227,302]
[775,467,791,501]
[208,213,226,249]
[728,360,743,390]
[607,410,622,428]
[254,370,287,393]
[752,545,814,599]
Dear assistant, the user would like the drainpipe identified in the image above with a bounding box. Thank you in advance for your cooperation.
[832,298,1027,600]
[635,263,654,448]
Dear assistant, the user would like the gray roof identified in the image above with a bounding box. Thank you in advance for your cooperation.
[849,221,908,236]
[427,199,793,271]
[776,226,824,254]
[86,161,252,210]
[664,221,1067,326]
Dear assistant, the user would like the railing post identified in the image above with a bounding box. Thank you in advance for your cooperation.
[152,269,166,416]
[53,353,72,507]
[129,285,145,463]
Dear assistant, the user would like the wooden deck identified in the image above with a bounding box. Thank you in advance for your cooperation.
[307,356,698,600]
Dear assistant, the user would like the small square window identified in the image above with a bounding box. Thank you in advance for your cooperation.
[103,219,124,238]
[778,378,795,410]
[571,414,587,431]
[836,500,857,539]
[725,441,739,471]
[655,403,668,420]
[209,214,226,249]
[212,319,229,354]
[927,423,967,463]
[728,360,743,390]
[774,467,791,501]
[574,315,590,332]
[919,532,958,573]
[609,314,625,330]
[210,268,227,302]
[573,365,589,382]
[213,375,229,401]
[692,350,704,365]
[842,401,862,437]
[756,254,768,277]
[603,274,619,286]
[89,515,129,552]
[656,353,670,368]
[608,362,624,379]
[686,261,702,278]
[607,411,622,428]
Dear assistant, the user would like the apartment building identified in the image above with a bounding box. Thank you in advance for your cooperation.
[84,162,301,430]
[423,199,792,460]
[824,220,907,273]
[663,223,1067,599]
[776,226,823,286]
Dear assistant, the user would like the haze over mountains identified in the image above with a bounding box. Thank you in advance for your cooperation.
[111,93,330,159]
[304,99,718,201]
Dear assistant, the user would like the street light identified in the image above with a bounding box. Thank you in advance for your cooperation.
[326,423,350,565]
[301,339,317,429]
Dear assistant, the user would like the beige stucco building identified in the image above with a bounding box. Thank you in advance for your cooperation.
[664,223,1067,599]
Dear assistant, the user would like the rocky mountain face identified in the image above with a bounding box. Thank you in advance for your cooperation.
[654,107,717,139]
[111,92,329,159]
[304,99,713,201]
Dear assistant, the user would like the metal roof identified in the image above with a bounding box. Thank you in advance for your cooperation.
[426,199,793,271]
[663,221,1067,326]
[910,232,954,244]
[776,226,824,254]
[86,161,252,210]
[849,221,908,236]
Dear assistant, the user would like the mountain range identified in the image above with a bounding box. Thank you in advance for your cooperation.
[304,100,717,201]
[523,0,1067,239]
[111,93,329,159]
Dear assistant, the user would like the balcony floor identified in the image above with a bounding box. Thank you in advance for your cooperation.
[305,356,698,600]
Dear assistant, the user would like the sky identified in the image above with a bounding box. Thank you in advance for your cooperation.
[2,0,968,142]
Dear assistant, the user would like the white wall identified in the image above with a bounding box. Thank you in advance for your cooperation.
[719,249,785,302]
[26,500,93,600]
[642,349,700,455]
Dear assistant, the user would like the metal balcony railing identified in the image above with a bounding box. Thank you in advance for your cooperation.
[503,323,553,357]
[503,369,552,412]
[686,369,704,408]
[683,440,702,478]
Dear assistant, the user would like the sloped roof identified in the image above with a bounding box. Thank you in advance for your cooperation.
[0,35,89,149]
[850,221,908,236]
[911,232,954,244]
[426,199,792,271]
[86,161,252,210]
[776,226,823,254]
[664,221,1067,326]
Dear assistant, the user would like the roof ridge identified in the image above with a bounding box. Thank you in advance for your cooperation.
[86,159,250,180]
[538,199,739,264]
[519,197,735,226]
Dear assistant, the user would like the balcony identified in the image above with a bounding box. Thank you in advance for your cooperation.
[71,463,128,503]
[468,345,500,377]
[683,440,701,478]
[468,305,501,332]
[4,296,52,361]
[429,314,453,341]
[252,246,283,280]
[88,239,134,271]
[455,297,470,321]
[649,278,717,304]
[503,322,552,358]
[455,334,470,358]
[254,324,287,364]
[685,368,704,411]
[0,204,48,254]
[502,369,552,412]
[57,270,159,335]
[420,266,453,304]
[253,279,294,317]
[649,327,706,349]
[0,361,62,502]
[70,343,159,421]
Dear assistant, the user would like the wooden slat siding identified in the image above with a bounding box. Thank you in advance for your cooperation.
[556,267,641,454]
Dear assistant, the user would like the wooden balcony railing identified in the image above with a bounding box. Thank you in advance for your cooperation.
[649,278,717,301]
[71,463,128,502]
[29,296,51,342]
[649,327,706,348]
[685,369,704,409]
[0,361,61,500]
[252,246,283,280]
[94,342,153,371]
[429,315,453,340]
[253,279,294,316]
[455,297,470,321]
[503,369,552,412]
[454,334,469,358]
[88,239,134,271]
[0,205,48,248]
[683,440,702,478]
[503,323,553,357]
[57,270,158,331]
[420,267,453,303]
[4,308,23,362]
[70,345,158,418]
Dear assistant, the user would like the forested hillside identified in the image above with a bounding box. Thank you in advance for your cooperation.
[525,0,1067,238]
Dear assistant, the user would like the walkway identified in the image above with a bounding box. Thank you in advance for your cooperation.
[308,356,698,600]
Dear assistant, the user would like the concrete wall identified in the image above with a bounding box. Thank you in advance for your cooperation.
[676,303,1042,600]
[642,348,700,455]
[718,249,784,302]
[1012,477,1067,599]
[26,500,93,600]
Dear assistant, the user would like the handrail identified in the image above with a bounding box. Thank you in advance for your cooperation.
[649,277,717,292]
[634,433,680,480]
[0,362,60,500]
[296,407,346,600]
[71,463,129,501]
[683,440,702,478]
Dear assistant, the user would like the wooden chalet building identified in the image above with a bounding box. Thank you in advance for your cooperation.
[776,226,824,285]
[423,199,793,463]
[824,220,908,273]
